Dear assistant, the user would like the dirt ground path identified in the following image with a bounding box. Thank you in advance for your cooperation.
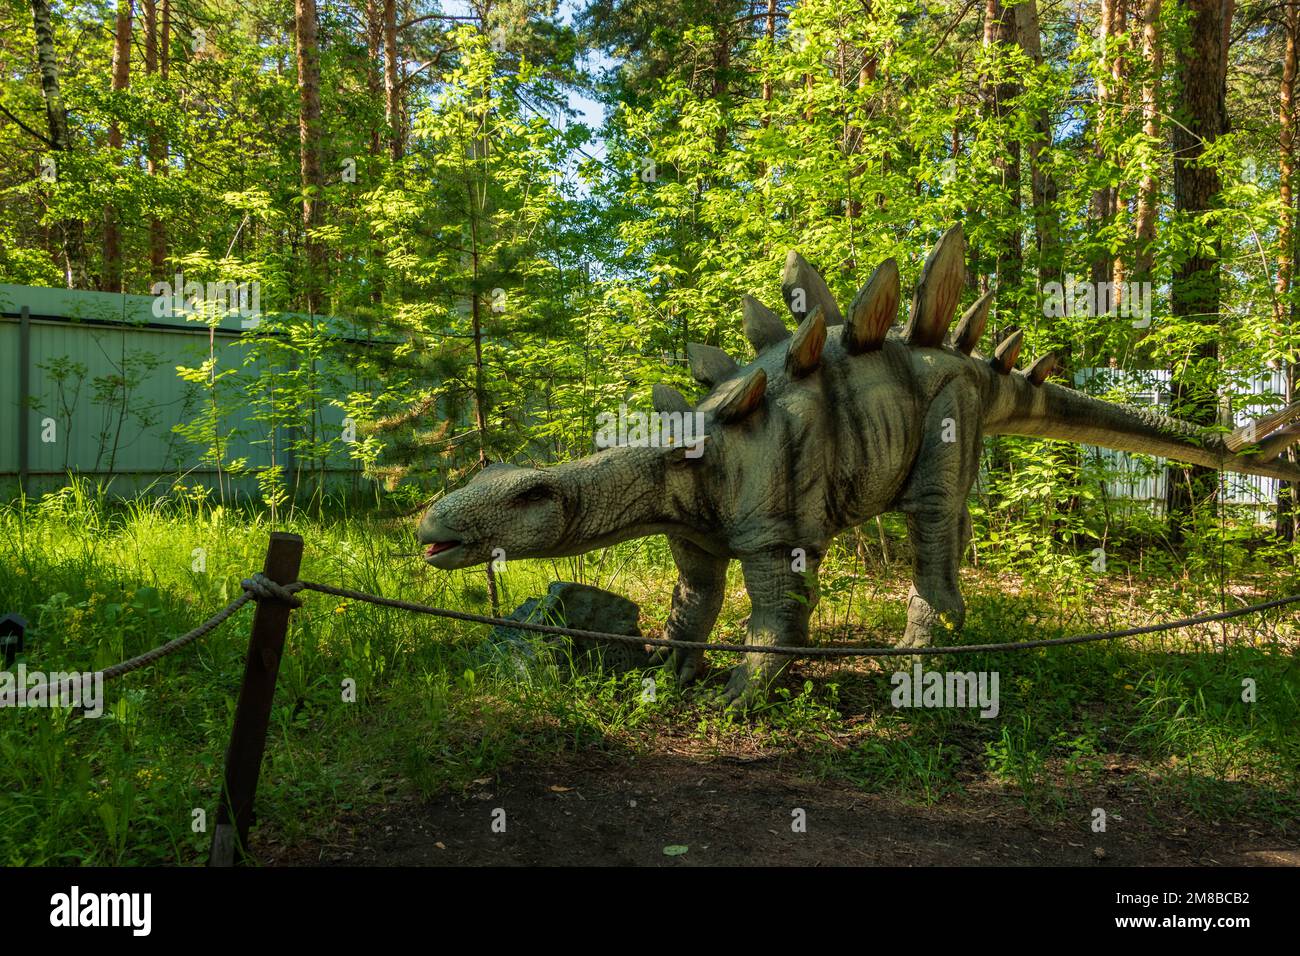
[269,752,1300,867]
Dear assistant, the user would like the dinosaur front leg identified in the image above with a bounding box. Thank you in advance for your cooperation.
[723,548,821,708]
[656,536,729,685]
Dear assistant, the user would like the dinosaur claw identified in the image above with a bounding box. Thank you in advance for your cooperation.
[719,656,787,712]
[652,646,706,686]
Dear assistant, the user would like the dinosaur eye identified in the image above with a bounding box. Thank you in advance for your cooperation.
[513,485,549,505]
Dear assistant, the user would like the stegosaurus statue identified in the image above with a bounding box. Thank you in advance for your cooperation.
[419,226,1300,705]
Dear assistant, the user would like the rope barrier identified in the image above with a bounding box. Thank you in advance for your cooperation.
[294,578,1300,658]
[4,572,1298,710]
[1,591,254,707]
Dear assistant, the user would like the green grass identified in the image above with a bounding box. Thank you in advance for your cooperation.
[1,481,1297,864]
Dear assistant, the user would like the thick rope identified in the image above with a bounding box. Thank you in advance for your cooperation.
[294,579,1300,658]
[4,574,1296,712]
[239,573,303,608]
[2,574,300,707]
[1,591,254,708]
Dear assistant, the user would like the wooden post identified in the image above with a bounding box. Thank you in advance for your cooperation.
[209,532,304,866]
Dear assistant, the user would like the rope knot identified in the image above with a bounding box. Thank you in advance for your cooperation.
[241,573,304,608]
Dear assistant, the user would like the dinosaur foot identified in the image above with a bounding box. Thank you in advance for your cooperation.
[897,622,934,669]
[896,625,933,650]
[718,653,789,711]
[649,646,706,685]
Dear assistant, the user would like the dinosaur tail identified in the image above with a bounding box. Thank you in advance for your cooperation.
[983,374,1300,483]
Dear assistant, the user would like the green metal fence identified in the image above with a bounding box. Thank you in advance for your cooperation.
[0,283,364,500]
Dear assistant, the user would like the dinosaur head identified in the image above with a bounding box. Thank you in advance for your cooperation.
[416,362,781,570]
[418,433,725,570]
[417,462,570,569]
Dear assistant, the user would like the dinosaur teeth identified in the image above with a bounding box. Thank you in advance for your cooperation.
[952,288,994,355]
[713,367,768,423]
[742,294,791,353]
[843,258,899,354]
[905,223,965,349]
[990,327,1022,374]
[786,306,828,378]
[686,343,739,388]
[781,251,843,325]
[1025,352,1059,386]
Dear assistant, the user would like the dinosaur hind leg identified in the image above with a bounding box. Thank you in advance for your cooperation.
[900,509,968,649]
[897,385,982,649]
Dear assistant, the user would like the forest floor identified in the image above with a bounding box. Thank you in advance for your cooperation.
[270,748,1300,867]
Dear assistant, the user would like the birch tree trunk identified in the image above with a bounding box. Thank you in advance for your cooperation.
[30,0,87,288]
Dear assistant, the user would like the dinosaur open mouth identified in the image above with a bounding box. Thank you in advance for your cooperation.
[424,540,461,558]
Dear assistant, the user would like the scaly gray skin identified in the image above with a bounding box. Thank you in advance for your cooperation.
[419,225,1300,707]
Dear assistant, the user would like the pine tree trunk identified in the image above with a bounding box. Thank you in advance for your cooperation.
[366,0,383,157]
[161,0,170,79]
[295,0,325,314]
[144,0,167,281]
[1276,2,1299,540]
[102,0,132,293]
[761,0,776,125]
[1165,0,1229,541]
[1134,0,1162,283]
[1014,0,1061,297]
[365,0,385,307]
[1110,0,1129,304]
[712,18,730,154]
[983,0,1022,296]
[1091,0,1117,333]
[384,0,403,160]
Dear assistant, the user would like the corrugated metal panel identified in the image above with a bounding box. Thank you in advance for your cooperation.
[1075,368,1289,513]
[0,283,384,336]
[2,285,366,498]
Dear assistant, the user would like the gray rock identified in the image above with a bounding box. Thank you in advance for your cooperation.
[484,582,649,675]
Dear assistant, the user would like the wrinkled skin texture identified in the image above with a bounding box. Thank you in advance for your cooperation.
[420,248,1300,709]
